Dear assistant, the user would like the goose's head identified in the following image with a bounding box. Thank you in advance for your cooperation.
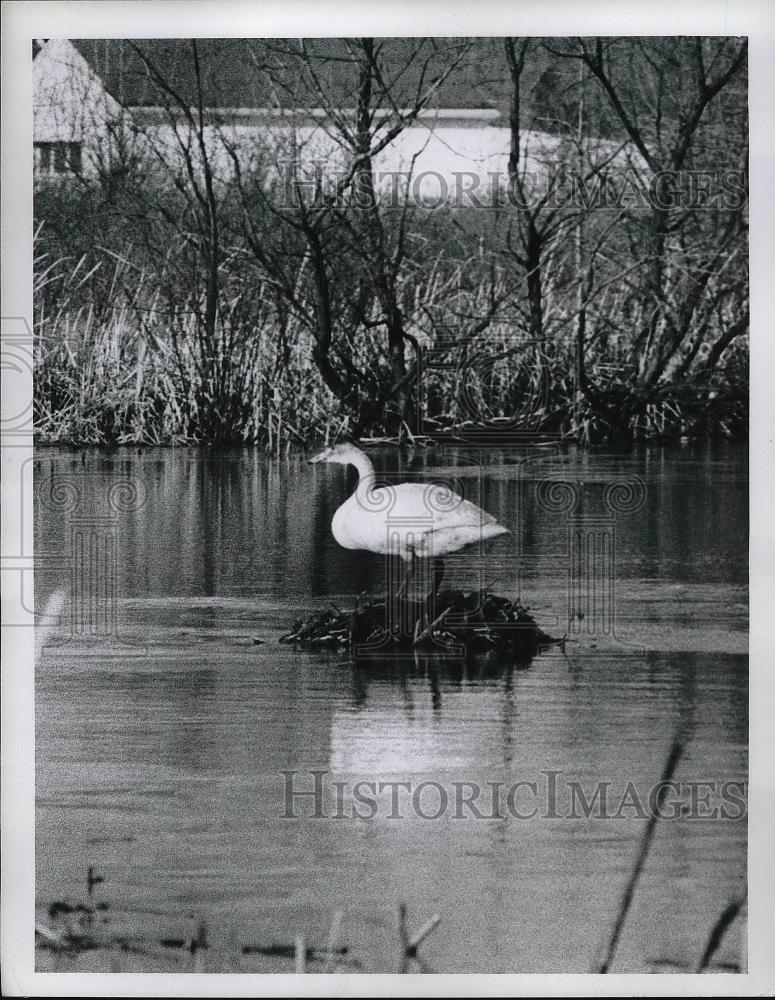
[308,442,364,466]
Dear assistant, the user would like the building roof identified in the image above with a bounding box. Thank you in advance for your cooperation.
[68,38,511,113]
[33,38,124,143]
[36,37,743,153]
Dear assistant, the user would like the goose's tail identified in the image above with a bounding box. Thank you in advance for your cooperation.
[479,522,510,543]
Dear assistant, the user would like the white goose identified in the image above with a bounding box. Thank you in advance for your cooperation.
[308,443,508,594]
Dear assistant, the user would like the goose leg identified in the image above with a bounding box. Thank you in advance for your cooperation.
[424,558,446,626]
[431,558,445,595]
[396,553,415,600]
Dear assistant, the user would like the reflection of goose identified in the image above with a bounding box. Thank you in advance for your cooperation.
[308,443,508,594]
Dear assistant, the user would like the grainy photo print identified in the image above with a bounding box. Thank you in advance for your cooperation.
[2,7,765,994]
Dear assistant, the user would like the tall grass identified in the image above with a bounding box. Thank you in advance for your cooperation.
[34,249,342,450]
[33,237,748,450]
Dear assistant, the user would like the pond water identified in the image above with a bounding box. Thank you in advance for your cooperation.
[34,442,748,973]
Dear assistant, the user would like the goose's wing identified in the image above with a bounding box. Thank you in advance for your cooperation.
[355,482,508,558]
[389,482,503,530]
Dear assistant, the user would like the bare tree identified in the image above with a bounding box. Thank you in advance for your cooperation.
[549,36,748,436]
[225,37,473,436]
[116,40,272,440]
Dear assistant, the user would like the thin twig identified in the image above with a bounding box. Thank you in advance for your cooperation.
[35,921,65,947]
[594,738,683,973]
[294,933,306,973]
[694,893,747,973]
[323,910,343,972]
[397,903,409,972]
[407,914,441,953]
[414,606,452,646]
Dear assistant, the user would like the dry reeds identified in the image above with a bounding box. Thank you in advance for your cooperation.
[33,221,748,449]
[279,588,564,661]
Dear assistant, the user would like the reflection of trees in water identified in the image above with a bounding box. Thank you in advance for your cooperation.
[345,651,534,719]
[33,443,748,602]
[32,445,747,975]
[154,668,219,771]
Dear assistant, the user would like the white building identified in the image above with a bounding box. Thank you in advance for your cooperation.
[33,39,124,179]
[33,39,637,201]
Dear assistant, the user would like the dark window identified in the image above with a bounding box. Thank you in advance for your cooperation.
[53,143,68,172]
[34,140,82,175]
[69,142,82,173]
[37,142,51,171]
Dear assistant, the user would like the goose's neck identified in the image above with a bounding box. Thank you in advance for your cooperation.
[350,450,376,497]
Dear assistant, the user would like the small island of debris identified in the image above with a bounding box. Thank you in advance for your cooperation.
[279,589,564,662]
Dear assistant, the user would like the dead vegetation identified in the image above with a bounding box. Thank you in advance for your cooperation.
[279,588,564,662]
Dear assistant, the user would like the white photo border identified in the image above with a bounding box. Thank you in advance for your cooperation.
[2,1,772,995]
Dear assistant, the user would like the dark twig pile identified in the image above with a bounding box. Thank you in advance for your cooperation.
[279,589,564,661]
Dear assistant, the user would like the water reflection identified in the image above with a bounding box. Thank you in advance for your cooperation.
[35,441,748,603]
[34,442,747,972]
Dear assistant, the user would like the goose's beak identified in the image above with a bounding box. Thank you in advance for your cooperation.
[308,451,326,464]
